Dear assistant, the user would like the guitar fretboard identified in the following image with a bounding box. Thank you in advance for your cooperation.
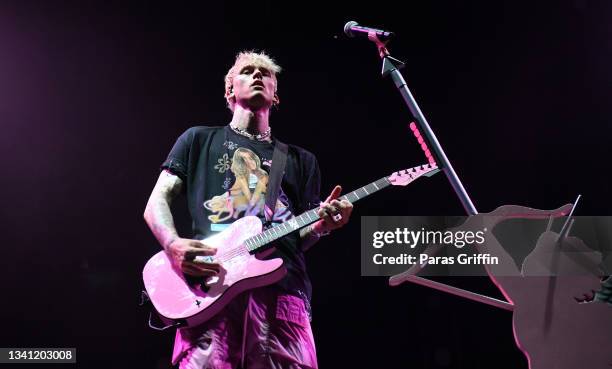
[244,176,392,253]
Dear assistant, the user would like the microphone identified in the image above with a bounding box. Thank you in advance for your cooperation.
[343,21,394,41]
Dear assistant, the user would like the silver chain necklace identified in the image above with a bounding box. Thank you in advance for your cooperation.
[229,124,272,141]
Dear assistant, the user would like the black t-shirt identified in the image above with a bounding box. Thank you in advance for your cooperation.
[160,125,321,300]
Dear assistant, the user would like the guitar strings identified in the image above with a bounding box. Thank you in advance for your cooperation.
[209,189,374,263]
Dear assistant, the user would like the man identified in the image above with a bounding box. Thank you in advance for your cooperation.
[144,50,353,369]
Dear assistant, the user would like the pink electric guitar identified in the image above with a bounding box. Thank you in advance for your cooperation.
[142,163,439,328]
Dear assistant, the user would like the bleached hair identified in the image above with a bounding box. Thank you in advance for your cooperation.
[224,50,282,111]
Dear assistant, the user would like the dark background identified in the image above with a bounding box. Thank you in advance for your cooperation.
[1,1,610,368]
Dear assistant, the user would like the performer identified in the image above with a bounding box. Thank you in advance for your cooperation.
[144,51,353,369]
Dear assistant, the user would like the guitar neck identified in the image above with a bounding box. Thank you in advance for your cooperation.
[244,176,392,253]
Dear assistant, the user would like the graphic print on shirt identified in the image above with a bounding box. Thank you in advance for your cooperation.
[214,153,231,174]
[203,147,293,229]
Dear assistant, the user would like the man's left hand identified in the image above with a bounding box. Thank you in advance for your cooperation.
[313,185,353,235]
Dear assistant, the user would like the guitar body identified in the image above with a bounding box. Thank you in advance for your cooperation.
[142,216,287,328]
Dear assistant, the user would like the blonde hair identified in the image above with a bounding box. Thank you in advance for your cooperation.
[224,50,282,111]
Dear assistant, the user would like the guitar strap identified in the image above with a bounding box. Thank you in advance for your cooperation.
[264,139,288,226]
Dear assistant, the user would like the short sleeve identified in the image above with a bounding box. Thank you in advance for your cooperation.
[302,153,321,212]
[160,128,194,182]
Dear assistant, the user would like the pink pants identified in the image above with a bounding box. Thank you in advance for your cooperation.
[172,287,318,369]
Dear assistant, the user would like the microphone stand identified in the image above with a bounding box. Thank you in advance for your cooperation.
[362,32,519,311]
[368,32,478,215]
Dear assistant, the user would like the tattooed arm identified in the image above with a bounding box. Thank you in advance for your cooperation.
[144,170,183,250]
[144,170,220,277]
[300,225,321,252]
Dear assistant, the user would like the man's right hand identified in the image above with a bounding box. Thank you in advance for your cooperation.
[166,238,221,277]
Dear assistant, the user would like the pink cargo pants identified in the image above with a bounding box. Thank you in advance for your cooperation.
[172,287,318,369]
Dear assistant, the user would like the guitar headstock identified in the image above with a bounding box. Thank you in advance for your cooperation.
[388,163,440,186]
